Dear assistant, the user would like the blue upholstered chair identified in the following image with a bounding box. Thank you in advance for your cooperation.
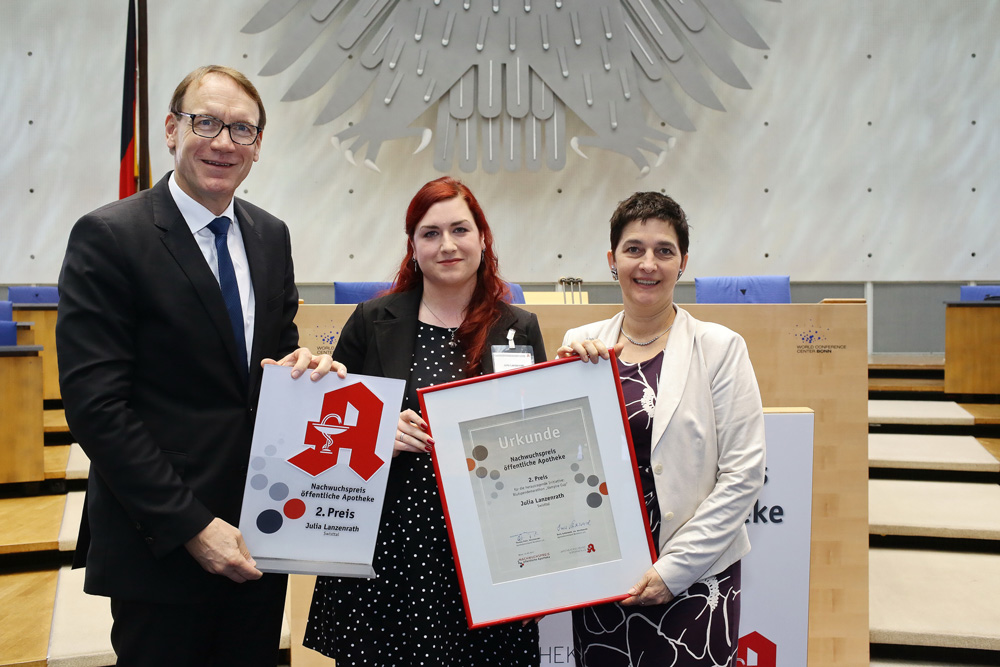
[333,282,392,304]
[0,300,12,321]
[7,285,59,304]
[0,320,17,346]
[333,281,526,304]
[959,285,1000,301]
[504,282,526,304]
[694,275,791,304]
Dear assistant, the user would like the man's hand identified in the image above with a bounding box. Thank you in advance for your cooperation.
[262,347,346,381]
[184,517,262,583]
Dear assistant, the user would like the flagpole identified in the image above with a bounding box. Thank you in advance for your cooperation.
[118,0,137,199]
[137,0,150,191]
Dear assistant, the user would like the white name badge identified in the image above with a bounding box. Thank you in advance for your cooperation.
[491,327,536,372]
[491,346,535,372]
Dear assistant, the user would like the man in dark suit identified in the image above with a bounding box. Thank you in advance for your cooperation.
[56,65,344,666]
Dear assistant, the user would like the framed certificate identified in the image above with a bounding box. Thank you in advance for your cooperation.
[418,353,656,628]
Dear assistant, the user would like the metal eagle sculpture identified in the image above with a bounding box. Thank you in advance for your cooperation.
[243,0,777,174]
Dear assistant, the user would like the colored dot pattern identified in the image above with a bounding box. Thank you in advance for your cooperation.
[251,445,310,534]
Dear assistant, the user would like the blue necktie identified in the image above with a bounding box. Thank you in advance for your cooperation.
[207,217,248,379]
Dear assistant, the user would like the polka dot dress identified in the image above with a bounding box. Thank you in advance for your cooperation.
[304,323,540,666]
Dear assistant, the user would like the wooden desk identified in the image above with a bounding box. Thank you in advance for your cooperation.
[945,302,1000,395]
[12,304,59,401]
[0,345,44,484]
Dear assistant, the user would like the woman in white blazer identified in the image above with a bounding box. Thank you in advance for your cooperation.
[558,192,766,667]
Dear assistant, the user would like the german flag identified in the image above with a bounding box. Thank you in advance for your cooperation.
[119,0,137,199]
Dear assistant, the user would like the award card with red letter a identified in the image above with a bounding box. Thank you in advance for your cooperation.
[240,365,404,577]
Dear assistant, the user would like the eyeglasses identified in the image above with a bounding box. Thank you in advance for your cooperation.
[173,112,261,145]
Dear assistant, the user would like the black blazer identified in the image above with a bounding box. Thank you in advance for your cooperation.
[333,288,546,385]
[56,173,300,602]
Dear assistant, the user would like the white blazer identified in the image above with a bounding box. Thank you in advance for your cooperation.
[563,306,766,596]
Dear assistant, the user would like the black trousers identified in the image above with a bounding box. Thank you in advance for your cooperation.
[109,574,287,667]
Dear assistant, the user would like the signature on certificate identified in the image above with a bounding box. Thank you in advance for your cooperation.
[513,530,540,543]
[557,519,592,532]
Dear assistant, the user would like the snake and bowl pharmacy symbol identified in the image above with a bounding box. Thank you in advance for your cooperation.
[291,382,386,480]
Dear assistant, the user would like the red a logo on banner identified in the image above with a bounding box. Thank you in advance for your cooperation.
[289,383,386,481]
[737,631,777,667]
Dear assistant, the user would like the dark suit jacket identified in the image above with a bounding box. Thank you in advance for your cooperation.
[56,173,300,603]
[332,288,546,384]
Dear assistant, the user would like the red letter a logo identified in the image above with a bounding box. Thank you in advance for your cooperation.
[289,383,386,481]
[737,631,777,667]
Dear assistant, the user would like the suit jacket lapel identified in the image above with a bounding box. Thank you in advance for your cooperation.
[152,175,246,382]
[237,200,268,371]
[374,289,421,380]
[650,307,694,451]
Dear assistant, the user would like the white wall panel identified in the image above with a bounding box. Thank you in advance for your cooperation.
[2,1,998,285]
[1,0,124,283]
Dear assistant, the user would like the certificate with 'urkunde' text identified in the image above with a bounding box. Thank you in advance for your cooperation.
[460,397,621,584]
[419,353,655,628]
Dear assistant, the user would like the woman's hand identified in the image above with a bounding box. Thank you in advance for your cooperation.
[555,340,624,363]
[621,567,674,607]
[393,409,434,457]
[262,347,347,381]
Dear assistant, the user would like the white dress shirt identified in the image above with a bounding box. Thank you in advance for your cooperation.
[168,174,256,368]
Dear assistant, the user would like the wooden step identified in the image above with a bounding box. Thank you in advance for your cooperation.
[960,403,1000,426]
[870,548,1000,650]
[869,354,945,371]
[66,442,90,480]
[0,569,58,667]
[869,434,1000,472]
[870,479,1000,540]
[47,565,114,667]
[0,494,65,555]
[869,400,975,426]
[42,443,90,481]
[869,377,945,393]
[44,408,70,434]
[980,438,1000,462]
[44,444,71,479]
[58,491,85,552]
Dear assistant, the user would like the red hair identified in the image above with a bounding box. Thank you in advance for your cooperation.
[392,177,510,374]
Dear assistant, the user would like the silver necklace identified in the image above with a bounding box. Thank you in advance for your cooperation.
[621,324,673,346]
[421,300,460,348]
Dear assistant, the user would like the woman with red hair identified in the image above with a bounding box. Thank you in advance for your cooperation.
[304,177,545,666]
